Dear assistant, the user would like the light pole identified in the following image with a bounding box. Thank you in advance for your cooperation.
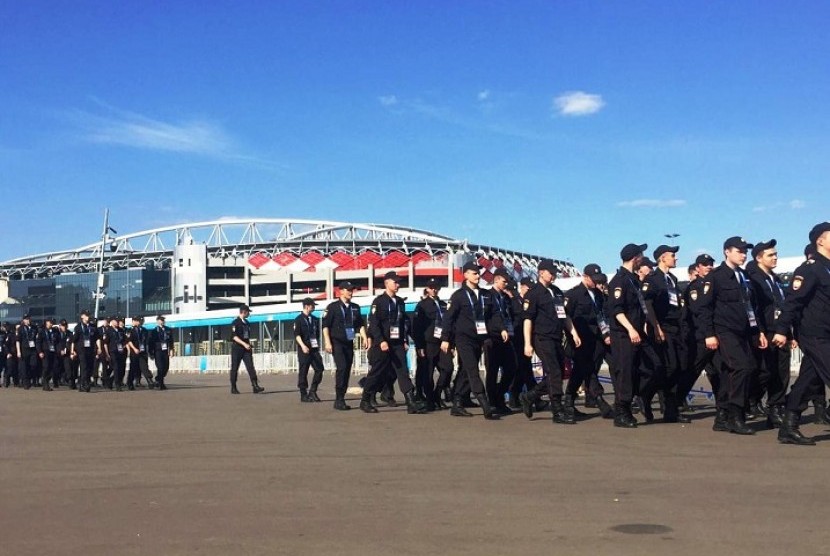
[664,233,680,246]
[93,209,118,321]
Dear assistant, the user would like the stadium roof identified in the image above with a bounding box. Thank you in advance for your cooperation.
[0,218,576,279]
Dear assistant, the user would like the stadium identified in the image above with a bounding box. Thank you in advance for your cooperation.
[0,218,577,371]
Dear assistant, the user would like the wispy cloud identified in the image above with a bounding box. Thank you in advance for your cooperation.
[66,100,282,169]
[553,91,605,117]
[378,95,399,107]
[617,199,687,208]
[752,199,806,212]
[477,89,491,102]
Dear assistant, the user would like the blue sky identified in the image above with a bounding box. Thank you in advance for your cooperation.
[2,1,828,272]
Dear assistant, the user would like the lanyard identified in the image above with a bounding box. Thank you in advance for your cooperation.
[465,289,484,318]
[340,303,353,326]
[388,298,398,324]
[628,278,649,316]
[433,299,443,320]
[767,277,784,301]
[82,323,89,337]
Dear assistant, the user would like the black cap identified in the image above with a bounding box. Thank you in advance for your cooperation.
[687,264,697,274]
[22,314,30,320]
[723,236,753,251]
[751,239,777,259]
[639,258,655,269]
[425,278,442,289]
[338,281,356,290]
[239,304,251,313]
[804,243,817,259]
[583,264,607,284]
[620,243,647,261]
[809,222,830,244]
[131,315,141,322]
[506,278,517,290]
[383,271,401,283]
[156,315,166,321]
[537,259,557,273]
[80,310,90,317]
[461,261,481,273]
[493,267,511,279]
[653,245,679,259]
[694,253,715,266]
[519,277,534,287]
[301,297,316,307]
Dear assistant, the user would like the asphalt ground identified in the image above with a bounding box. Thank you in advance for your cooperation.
[2,372,829,556]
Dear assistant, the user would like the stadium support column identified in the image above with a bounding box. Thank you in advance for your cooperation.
[244,264,250,306]
[326,268,333,299]
[368,264,374,293]
[447,259,454,288]
[286,272,292,304]
[408,260,414,290]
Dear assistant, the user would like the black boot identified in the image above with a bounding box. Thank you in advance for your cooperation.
[631,395,642,415]
[405,390,429,415]
[596,396,614,419]
[333,390,351,411]
[712,408,729,432]
[519,389,537,419]
[127,382,135,391]
[766,405,784,429]
[726,408,754,435]
[813,399,830,426]
[637,395,654,422]
[662,393,691,423]
[563,393,584,419]
[613,403,637,428]
[475,393,500,420]
[584,396,598,409]
[434,386,449,410]
[251,379,265,394]
[42,382,53,392]
[746,401,766,421]
[552,398,576,425]
[443,387,453,406]
[308,387,322,402]
[360,391,379,413]
[778,411,816,445]
[657,391,666,415]
[300,389,311,402]
[450,395,473,417]
[231,382,240,395]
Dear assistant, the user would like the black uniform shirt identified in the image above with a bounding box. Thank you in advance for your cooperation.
[293,313,320,351]
[37,326,60,355]
[368,293,409,345]
[150,326,173,357]
[682,278,707,341]
[321,300,364,343]
[56,328,71,356]
[486,288,512,339]
[440,283,493,342]
[105,327,127,355]
[644,268,682,328]
[18,324,37,355]
[232,317,251,348]
[127,326,147,353]
[72,322,99,351]
[607,267,648,335]
[523,281,567,340]
[747,263,787,335]
[697,262,761,337]
[412,296,447,349]
[565,283,609,340]
[775,253,830,339]
[0,329,6,355]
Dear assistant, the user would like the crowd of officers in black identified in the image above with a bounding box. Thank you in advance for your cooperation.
[293,221,830,446]
[0,312,174,393]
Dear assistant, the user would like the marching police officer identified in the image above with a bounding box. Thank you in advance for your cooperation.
[149,315,175,390]
[773,222,830,444]
[412,278,453,410]
[361,271,427,415]
[294,298,324,402]
[746,240,789,428]
[104,316,128,391]
[564,264,613,418]
[322,281,368,410]
[229,305,265,395]
[508,277,536,409]
[0,322,8,387]
[36,318,60,391]
[71,310,100,392]
[520,259,582,424]
[16,314,38,389]
[126,315,154,390]
[440,261,500,420]
[57,319,75,389]
[484,268,518,416]
[698,237,767,435]
[606,243,651,427]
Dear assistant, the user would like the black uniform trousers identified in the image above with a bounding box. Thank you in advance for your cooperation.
[751,332,790,407]
[786,337,830,413]
[78,348,96,388]
[566,334,606,399]
[331,340,354,395]
[155,352,170,383]
[610,332,639,406]
[530,336,565,401]
[683,339,723,408]
[297,349,324,391]
[636,336,667,406]
[364,344,414,396]
[509,335,536,401]
[128,353,153,385]
[63,355,77,387]
[5,355,18,386]
[230,347,256,385]
[415,342,453,398]
[453,337,486,398]
[19,352,38,387]
[0,354,7,386]
[111,352,127,386]
[484,337,517,407]
[660,326,686,401]
[42,352,57,385]
[715,331,756,412]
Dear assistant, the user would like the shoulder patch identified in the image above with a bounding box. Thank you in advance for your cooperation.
[523,300,530,311]
[371,305,377,314]
[446,301,451,310]
[807,259,816,265]
[642,282,650,291]
[690,290,698,301]
[792,276,803,291]
[322,310,327,318]
[564,298,569,307]
[703,282,711,295]
[614,287,622,299]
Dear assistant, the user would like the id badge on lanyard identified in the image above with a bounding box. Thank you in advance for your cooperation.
[598,317,610,336]
[466,290,487,335]
[433,326,443,339]
[310,337,319,349]
[433,299,444,339]
[389,325,400,340]
[160,330,168,351]
[475,320,487,335]
[28,340,35,348]
[745,302,758,328]
[668,291,679,307]
[345,327,355,341]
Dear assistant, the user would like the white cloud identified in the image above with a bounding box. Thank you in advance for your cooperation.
[553,91,605,116]
[790,199,806,209]
[617,199,687,208]
[378,95,398,107]
[478,89,491,101]
[754,199,806,212]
